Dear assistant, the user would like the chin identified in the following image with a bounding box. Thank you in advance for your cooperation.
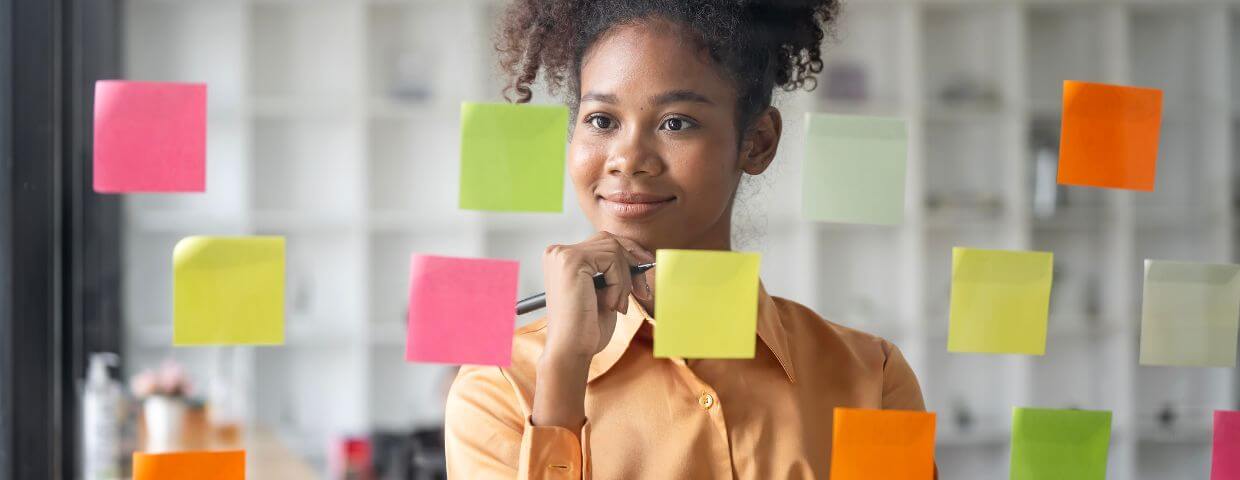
[593,219,678,249]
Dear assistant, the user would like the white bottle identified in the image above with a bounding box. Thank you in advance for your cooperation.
[82,352,123,480]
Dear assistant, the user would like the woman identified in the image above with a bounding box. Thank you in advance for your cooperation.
[445,1,928,478]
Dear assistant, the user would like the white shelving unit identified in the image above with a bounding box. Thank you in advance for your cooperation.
[122,0,1240,477]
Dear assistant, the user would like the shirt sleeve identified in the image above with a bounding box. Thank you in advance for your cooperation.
[879,341,927,411]
[878,341,938,480]
[444,365,593,480]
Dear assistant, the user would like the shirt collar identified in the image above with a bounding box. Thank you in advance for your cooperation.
[586,281,797,384]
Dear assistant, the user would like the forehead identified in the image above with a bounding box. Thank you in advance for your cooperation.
[578,19,735,102]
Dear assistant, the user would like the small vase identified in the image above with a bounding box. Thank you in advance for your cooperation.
[143,395,186,452]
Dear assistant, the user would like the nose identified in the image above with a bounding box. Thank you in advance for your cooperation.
[605,128,663,177]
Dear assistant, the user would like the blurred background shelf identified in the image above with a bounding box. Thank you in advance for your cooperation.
[121,0,1240,477]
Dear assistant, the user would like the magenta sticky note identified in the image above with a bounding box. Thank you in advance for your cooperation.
[1214,410,1240,480]
[406,254,519,366]
[93,80,206,193]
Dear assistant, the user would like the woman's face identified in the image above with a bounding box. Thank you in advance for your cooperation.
[568,19,779,250]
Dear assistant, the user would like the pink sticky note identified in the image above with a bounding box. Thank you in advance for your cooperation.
[93,80,206,193]
[1214,410,1240,480]
[406,255,518,366]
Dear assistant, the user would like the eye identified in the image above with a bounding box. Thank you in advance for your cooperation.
[660,116,696,132]
[585,114,615,130]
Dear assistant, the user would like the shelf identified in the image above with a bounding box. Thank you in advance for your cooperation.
[126,211,248,234]
[1136,424,1215,445]
[366,1,481,106]
[117,2,1240,477]
[252,117,364,214]
[253,211,360,232]
[816,2,908,111]
[367,210,482,234]
[251,2,362,99]
[922,4,1013,112]
[123,1,247,111]
[366,111,461,214]
[1128,6,1215,110]
[249,96,363,119]
[1025,4,1107,110]
[936,427,1009,448]
[125,318,361,348]
[368,230,486,328]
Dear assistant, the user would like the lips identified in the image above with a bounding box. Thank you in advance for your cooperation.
[598,191,676,219]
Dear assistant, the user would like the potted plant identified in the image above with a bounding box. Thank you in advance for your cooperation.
[129,359,194,452]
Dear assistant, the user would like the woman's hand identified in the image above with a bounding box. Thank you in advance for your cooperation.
[540,231,654,360]
[532,231,653,430]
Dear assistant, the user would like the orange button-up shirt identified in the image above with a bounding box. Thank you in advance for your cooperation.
[445,285,928,479]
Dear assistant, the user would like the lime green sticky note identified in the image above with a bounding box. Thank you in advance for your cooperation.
[947,248,1053,355]
[1140,260,1240,367]
[173,236,285,345]
[459,102,568,212]
[1010,408,1111,480]
[654,250,761,359]
[802,113,907,225]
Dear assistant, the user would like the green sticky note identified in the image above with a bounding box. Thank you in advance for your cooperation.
[1010,408,1111,480]
[1139,260,1240,367]
[802,113,907,225]
[173,236,285,345]
[947,248,1053,355]
[654,250,761,359]
[458,102,568,212]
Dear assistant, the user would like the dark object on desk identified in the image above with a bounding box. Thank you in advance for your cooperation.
[373,427,446,480]
[515,263,655,315]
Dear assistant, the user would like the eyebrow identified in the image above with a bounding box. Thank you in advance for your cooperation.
[578,89,715,106]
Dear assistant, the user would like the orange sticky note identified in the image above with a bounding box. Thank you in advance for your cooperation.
[133,450,245,480]
[829,408,936,480]
[1058,80,1162,191]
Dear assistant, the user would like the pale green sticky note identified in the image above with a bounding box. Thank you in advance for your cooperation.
[1010,407,1111,480]
[802,113,907,225]
[947,247,1053,355]
[173,236,285,345]
[654,250,761,359]
[459,102,568,212]
[1139,259,1240,367]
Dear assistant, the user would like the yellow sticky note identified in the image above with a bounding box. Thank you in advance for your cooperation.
[174,236,285,345]
[947,247,1053,355]
[654,250,760,359]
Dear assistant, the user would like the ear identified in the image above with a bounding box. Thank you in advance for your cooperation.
[739,107,782,176]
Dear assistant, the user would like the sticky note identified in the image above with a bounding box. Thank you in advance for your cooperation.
[93,80,206,193]
[1010,408,1111,480]
[173,237,284,345]
[654,250,760,358]
[1139,260,1240,367]
[802,114,907,225]
[1058,80,1162,191]
[1214,410,1240,480]
[829,408,936,480]
[948,248,1053,355]
[406,254,519,366]
[459,102,568,212]
[133,450,245,480]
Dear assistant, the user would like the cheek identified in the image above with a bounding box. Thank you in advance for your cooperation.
[670,141,738,204]
[567,141,604,199]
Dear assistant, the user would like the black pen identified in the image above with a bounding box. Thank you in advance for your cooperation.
[515,263,656,315]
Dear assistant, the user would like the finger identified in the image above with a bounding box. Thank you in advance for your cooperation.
[593,248,633,314]
[599,232,655,264]
[632,268,652,301]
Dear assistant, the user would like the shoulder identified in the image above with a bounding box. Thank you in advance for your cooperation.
[447,318,550,416]
[769,295,903,371]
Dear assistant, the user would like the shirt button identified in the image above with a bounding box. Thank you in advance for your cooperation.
[698,393,715,410]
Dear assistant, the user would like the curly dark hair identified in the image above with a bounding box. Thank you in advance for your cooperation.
[495,0,841,133]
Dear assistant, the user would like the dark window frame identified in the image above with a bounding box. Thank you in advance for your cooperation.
[1,0,121,478]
